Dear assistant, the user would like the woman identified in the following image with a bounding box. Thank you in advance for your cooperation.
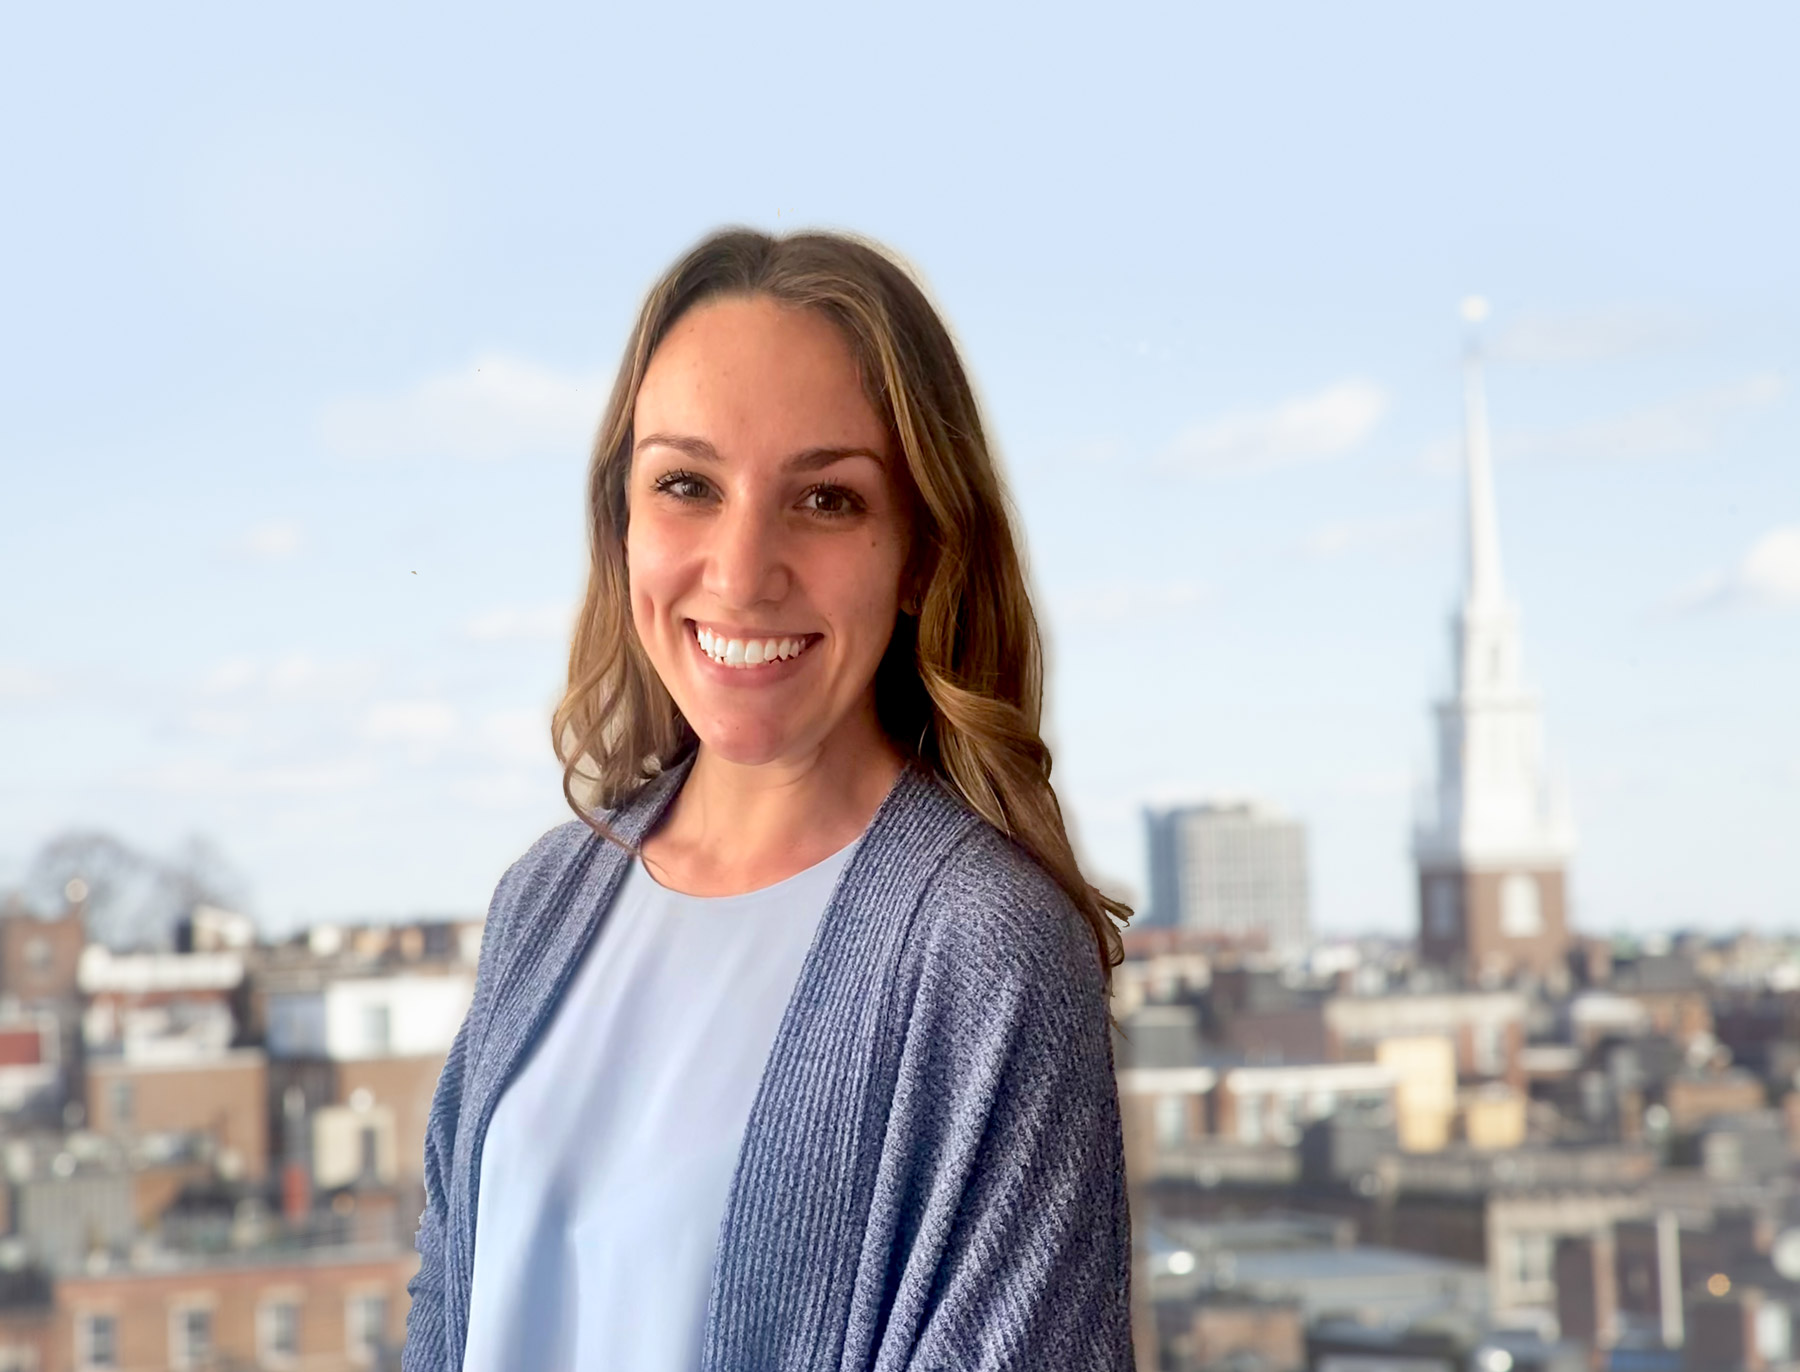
[401,229,1134,1371]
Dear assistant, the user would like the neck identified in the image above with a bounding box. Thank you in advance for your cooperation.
[643,703,907,896]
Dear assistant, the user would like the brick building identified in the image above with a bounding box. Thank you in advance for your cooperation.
[84,1051,270,1182]
[54,1244,415,1370]
[0,905,84,1006]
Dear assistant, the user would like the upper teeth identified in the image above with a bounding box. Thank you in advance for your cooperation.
[695,626,810,667]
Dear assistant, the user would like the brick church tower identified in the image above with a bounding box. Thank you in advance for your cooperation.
[1414,299,1576,984]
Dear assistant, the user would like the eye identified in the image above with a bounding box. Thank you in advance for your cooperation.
[799,484,866,517]
[652,469,713,502]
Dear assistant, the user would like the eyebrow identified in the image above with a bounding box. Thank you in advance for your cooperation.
[634,433,886,471]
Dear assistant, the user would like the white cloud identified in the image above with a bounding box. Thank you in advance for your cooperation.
[1493,307,1690,364]
[1738,527,1800,605]
[1302,512,1440,559]
[1056,580,1210,626]
[231,520,305,560]
[0,665,54,700]
[1680,525,1800,612]
[1163,380,1388,474]
[321,354,604,461]
[1515,373,1785,462]
[464,603,576,642]
[361,700,460,744]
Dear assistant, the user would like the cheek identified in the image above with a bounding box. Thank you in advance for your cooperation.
[829,535,909,648]
[626,500,683,578]
[623,511,687,633]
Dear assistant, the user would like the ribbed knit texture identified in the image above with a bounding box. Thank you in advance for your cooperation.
[401,759,1133,1371]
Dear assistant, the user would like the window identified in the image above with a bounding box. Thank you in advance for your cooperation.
[1474,1020,1506,1077]
[1507,1233,1554,1297]
[108,1080,133,1128]
[347,1292,389,1364]
[1499,873,1542,937]
[170,1305,211,1369]
[359,1125,381,1180]
[362,1003,392,1055]
[1154,1094,1185,1149]
[0,1344,40,1372]
[25,937,51,975]
[75,1314,116,1370]
[1238,1095,1264,1145]
[1427,877,1461,937]
[259,1297,301,1363]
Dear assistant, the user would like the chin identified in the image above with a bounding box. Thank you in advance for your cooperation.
[690,716,812,768]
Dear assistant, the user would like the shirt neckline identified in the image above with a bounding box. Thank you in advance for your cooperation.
[633,835,860,904]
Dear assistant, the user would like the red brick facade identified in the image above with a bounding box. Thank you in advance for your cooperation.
[1418,865,1570,983]
[85,1053,270,1182]
[0,909,85,1003]
[54,1248,416,1371]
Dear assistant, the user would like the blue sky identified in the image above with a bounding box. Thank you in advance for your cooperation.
[2,2,1795,937]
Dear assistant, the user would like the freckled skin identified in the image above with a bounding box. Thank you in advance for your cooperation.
[626,296,912,893]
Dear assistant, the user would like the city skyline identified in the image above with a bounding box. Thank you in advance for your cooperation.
[2,5,1796,938]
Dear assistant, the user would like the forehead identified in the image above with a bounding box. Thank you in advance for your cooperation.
[634,295,888,455]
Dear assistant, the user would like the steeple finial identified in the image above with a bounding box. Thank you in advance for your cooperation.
[1460,296,1506,609]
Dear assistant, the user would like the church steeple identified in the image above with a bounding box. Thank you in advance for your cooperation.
[1415,297,1576,985]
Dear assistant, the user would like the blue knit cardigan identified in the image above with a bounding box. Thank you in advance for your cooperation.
[400,757,1134,1370]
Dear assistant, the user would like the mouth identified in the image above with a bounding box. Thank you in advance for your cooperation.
[691,622,819,669]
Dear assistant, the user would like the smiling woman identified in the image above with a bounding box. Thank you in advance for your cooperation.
[402,229,1135,1372]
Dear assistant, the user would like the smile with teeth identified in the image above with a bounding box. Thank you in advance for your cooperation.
[693,624,816,668]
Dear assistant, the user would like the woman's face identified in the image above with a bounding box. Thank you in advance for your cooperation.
[626,294,911,771]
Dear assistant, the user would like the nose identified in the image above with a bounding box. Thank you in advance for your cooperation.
[705,500,791,610]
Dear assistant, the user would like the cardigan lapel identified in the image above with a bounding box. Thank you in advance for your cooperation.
[701,764,981,1371]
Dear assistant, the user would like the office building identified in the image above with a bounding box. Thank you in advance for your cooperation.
[1144,801,1309,953]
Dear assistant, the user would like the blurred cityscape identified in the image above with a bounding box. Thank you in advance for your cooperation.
[0,341,1788,1372]
[0,880,470,1369]
[1119,335,1800,1372]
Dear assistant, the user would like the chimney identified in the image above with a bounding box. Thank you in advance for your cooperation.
[281,1085,312,1225]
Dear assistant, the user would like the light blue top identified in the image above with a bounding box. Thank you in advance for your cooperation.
[461,838,858,1372]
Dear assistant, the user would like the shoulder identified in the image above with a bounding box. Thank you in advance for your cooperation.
[476,819,596,969]
[491,818,596,910]
[478,764,688,964]
[896,781,1106,1011]
[880,782,1118,1108]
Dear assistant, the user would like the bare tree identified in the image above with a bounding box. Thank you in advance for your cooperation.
[23,831,252,950]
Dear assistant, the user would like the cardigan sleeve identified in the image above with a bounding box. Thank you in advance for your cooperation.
[885,842,1135,1371]
[401,1012,468,1372]
[398,822,565,1372]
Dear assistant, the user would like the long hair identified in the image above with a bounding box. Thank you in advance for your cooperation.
[552,228,1128,977]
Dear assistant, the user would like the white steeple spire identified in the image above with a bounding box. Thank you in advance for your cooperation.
[1461,295,1507,612]
[1415,296,1574,870]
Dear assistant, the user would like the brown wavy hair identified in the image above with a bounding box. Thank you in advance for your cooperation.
[552,227,1128,978]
